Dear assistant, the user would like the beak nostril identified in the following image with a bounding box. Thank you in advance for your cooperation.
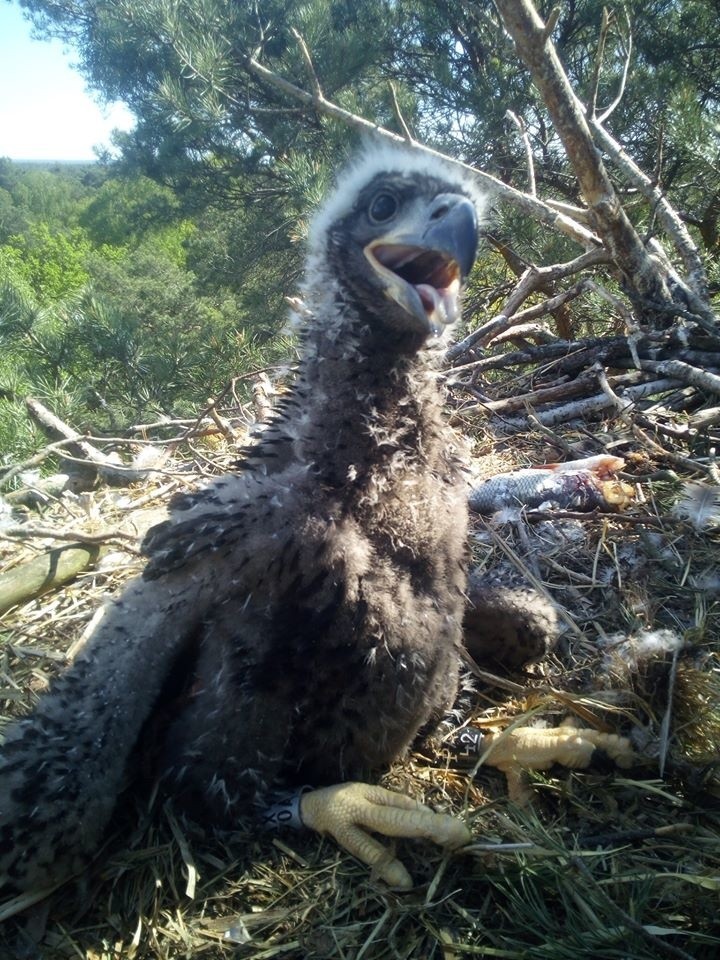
[430,203,450,220]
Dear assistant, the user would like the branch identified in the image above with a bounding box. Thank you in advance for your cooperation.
[589,120,713,310]
[593,361,634,424]
[24,397,110,465]
[492,0,689,317]
[0,544,104,616]
[506,109,536,195]
[24,397,172,486]
[499,377,679,430]
[461,371,596,415]
[595,7,633,124]
[544,198,593,224]
[447,248,610,362]
[638,358,720,395]
[1,525,136,545]
[0,437,79,490]
[450,334,626,376]
[587,6,610,121]
[489,322,556,347]
[478,279,591,349]
[242,53,600,248]
[389,81,413,142]
[289,28,323,100]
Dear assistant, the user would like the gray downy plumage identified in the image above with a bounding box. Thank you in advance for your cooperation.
[0,144,486,896]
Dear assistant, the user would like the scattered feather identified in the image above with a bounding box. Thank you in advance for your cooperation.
[673,481,720,530]
[131,445,169,473]
[600,628,686,677]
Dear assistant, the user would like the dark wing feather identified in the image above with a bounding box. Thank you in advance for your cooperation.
[142,511,251,579]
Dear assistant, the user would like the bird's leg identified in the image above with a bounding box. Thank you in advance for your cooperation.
[447,721,634,804]
[273,783,471,888]
[463,579,560,670]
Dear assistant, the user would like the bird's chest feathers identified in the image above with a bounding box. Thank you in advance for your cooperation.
[331,410,461,548]
[267,521,462,779]
[274,509,465,684]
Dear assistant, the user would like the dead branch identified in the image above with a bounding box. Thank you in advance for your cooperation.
[25,397,130,486]
[632,421,718,477]
[127,417,208,432]
[0,438,80,491]
[543,198,593,224]
[205,397,237,440]
[1,525,136,546]
[461,370,606,416]
[450,334,622,377]
[506,110,536,195]
[639,359,720,395]
[242,52,600,248]
[388,81,413,143]
[2,474,92,508]
[584,279,634,325]
[594,8,633,125]
[488,323,556,347]
[497,377,679,431]
[0,544,104,616]
[448,249,610,362]
[464,279,591,352]
[24,397,175,486]
[493,0,709,325]
[289,28,323,101]
[460,377,589,416]
[587,6,610,122]
[590,122,712,311]
[594,361,634,424]
[509,280,591,324]
[690,406,720,428]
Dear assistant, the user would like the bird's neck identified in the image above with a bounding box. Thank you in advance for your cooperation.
[292,312,451,489]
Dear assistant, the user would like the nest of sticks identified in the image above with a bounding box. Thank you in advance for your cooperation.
[0,369,719,960]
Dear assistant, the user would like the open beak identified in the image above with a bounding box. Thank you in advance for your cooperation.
[364,194,478,336]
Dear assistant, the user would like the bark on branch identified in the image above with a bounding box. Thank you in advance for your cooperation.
[447,248,610,362]
[0,544,103,616]
[242,52,600,248]
[493,0,714,329]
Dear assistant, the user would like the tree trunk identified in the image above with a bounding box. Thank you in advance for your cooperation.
[492,0,698,325]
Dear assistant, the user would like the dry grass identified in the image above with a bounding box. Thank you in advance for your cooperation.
[1,408,719,959]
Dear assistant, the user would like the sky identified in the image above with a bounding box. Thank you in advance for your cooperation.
[0,1,134,162]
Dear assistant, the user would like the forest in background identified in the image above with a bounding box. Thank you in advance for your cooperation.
[1,0,718,475]
[0,157,296,464]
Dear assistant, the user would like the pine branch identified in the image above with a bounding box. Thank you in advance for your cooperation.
[240,53,601,248]
[493,0,716,331]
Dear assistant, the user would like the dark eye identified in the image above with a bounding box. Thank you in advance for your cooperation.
[368,192,398,223]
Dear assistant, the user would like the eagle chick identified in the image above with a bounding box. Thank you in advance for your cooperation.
[0,145,632,899]
[0,145,482,894]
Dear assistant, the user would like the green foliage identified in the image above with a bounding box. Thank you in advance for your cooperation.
[14,0,719,337]
[81,243,263,415]
[0,157,92,230]
[0,398,43,467]
[1,224,91,301]
[0,186,29,243]
[0,160,293,462]
[79,175,180,246]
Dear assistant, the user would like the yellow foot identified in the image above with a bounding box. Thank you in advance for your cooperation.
[299,782,470,889]
[481,723,634,803]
